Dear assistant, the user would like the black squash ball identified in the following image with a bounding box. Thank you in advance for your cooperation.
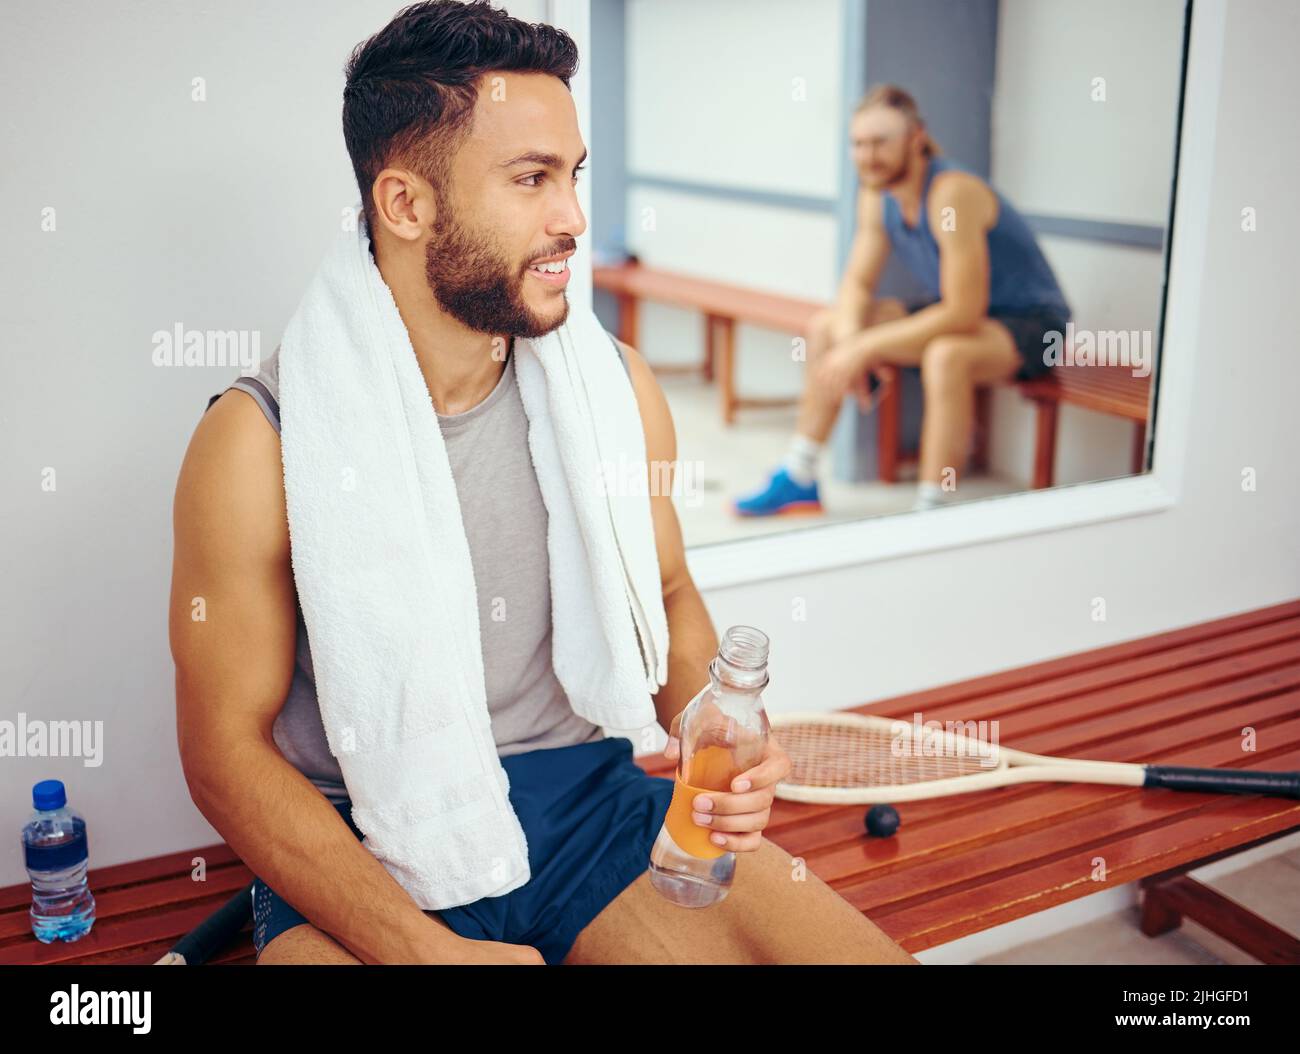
[865,804,900,838]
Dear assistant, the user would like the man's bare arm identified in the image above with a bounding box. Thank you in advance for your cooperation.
[617,341,719,733]
[170,391,496,964]
[849,171,996,358]
[830,186,892,342]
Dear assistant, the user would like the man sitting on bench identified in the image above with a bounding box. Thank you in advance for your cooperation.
[733,84,1072,515]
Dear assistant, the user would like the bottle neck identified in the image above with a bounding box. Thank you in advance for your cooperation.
[709,655,768,695]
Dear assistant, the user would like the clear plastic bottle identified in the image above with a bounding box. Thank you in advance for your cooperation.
[22,779,96,943]
[649,625,771,908]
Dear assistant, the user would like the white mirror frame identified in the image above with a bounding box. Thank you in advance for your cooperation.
[558,0,1221,592]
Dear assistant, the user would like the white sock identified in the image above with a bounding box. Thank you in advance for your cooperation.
[781,434,823,486]
[912,481,945,511]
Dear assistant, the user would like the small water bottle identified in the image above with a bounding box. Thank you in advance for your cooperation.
[649,625,771,908]
[23,779,96,943]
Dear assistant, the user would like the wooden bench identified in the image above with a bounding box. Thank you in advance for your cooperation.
[594,260,822,425]
[595,261,1153,488]
[1018,364,1153,488]
[4,599,1297,964]
[877,363,1153,488]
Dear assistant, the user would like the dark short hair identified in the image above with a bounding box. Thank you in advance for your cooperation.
[342,0,580,232]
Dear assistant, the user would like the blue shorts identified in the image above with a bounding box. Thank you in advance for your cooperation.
[250,736,675,965]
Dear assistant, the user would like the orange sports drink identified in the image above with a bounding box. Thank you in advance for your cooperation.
[648,626,771,907]
[662,744,739,860]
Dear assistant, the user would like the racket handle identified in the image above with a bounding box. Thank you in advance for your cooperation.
[1143,766,1300,798]
[163,882,256,966]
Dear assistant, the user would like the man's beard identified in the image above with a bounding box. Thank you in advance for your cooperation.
[423,205,571,339]
[864,152,912,191]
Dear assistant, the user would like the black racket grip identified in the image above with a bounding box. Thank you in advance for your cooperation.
[1143,766,1300,798]
[170,882,256,965]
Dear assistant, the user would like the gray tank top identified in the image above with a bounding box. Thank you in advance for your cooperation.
[204,333,631,804]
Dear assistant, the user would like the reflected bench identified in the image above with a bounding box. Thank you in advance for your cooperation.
[877,362,1154,488]
[595,261,1154,490]
[594,259,821,425]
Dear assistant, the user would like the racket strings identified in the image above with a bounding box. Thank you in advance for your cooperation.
[778,721,996,789]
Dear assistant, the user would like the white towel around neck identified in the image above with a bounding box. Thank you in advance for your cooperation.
[276,212,669,910]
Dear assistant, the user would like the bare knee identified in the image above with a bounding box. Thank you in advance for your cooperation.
[728,837,919,965]
[256,922,363,965]
[921,336,971,389]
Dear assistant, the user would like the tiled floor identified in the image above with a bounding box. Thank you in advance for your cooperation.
[973,846,1300,965]
[659,373,1027,548]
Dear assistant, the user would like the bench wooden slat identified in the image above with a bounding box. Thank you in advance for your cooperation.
[907,639,1300,740]
[0,863,253,942]
[853,751,1300,929]
[768,701,1300,880]
[0,842,244,914]
[804,658,1299,816]
[824,715,1300,876]
[871,775,1300,951]
[1021,366,1152,409]
[840,736,1300,905]
[840,601,1300,713]
[769,684,1300,854]
[594,263,822,335]
[869,621,1300,735]
[0,893,253,965]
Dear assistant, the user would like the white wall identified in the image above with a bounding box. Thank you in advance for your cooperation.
[987,0,1183,486]
[992,0,1185,225]
[626,0,842,199]
[623,0,842,396]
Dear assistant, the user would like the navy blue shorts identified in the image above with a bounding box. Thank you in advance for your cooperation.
[250,736,675,965]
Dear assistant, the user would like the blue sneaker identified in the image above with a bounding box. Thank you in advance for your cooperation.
[732,466,824,517]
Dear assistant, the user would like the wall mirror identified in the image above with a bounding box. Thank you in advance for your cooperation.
[591,0,1189,548]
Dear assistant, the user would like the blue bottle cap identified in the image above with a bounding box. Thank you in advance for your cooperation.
[33,780,67,811]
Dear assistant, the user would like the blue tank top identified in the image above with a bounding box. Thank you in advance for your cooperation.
[880,157,1070,319]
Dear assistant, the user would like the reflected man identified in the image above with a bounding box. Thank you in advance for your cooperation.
[734,84,1071,515]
